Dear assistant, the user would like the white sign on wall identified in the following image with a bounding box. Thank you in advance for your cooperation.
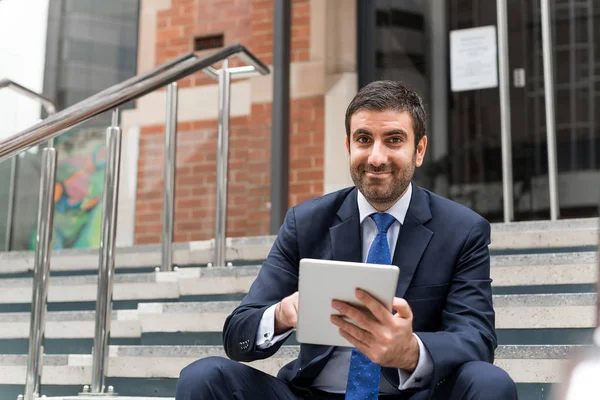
[450,25,498,92]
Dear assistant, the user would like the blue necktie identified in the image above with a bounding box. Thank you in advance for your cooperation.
[345,212,396,400]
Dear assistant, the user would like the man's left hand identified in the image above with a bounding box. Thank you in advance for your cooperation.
[331,288,419,371]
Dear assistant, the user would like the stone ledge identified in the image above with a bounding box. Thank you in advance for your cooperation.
[0,345,589,385]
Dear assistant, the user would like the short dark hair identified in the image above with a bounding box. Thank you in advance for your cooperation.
[345,80,427,147]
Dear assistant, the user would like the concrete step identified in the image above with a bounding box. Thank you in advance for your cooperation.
[1,382,178,400]
[0,384,559,400]
[49,398,171,400]
[0,301,235,339]
[0,250,596,305]
[494,293,596,329]
[0,294,594,345]
[0,237,272,275]
[0,345,587,385]
[1,217,597,275]
[491,252,597,287]
[490,218,598,250]
[0,267,258,304]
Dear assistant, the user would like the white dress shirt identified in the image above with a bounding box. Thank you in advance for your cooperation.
[255,183,433,393]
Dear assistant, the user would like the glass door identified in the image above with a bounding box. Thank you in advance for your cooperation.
[429,0,599,221]
[508,0,600,220]
[359,0,600,222]
[443,0,504,222]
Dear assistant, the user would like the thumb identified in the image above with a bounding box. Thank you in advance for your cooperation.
[292,291,299,309]
[392,297,412,319]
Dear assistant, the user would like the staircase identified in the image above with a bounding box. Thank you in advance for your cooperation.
[0,218,597,400]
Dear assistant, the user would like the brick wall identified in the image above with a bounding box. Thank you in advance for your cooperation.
[135,0,323,244]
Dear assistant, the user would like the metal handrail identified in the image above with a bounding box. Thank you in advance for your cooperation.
[3,43,269,398]
[61,52,197,115]
[0,80,57,115]
[0,43,268,162]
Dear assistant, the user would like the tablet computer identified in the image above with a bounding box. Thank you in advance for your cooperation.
[296,258,399,348]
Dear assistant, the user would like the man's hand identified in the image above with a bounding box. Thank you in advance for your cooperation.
[330,289,419,371]
[274,292,299,335]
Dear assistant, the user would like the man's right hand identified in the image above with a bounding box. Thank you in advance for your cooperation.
[274,292,299,335]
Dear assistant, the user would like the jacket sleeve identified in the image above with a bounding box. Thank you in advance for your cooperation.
[222,207,301,362]
[415,218,497,392]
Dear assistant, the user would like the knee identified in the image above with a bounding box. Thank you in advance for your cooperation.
[176,356,231,399]
[454,361,517,399]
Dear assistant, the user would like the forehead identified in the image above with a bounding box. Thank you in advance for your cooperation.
[349,109,414,135]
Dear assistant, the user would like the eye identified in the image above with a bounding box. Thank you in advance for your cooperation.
[356,136,370,144]
[389,136,403,144]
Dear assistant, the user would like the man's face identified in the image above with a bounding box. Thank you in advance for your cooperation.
[346,109,427,210]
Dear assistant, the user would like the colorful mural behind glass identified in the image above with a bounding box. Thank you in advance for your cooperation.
[29,127,106,250]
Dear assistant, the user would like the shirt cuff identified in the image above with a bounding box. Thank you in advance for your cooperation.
[256,304,295,349]
[397,333,433,390]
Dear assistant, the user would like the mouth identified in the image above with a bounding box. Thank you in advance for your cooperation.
[365,171,392,178]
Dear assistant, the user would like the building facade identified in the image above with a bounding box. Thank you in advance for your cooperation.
[0,0,598,250]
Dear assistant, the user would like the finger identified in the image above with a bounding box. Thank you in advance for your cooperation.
[355,289,395,324]
[332,300,378,332]
[337,326,371,354]
[291,292,299,308]
[292,292,299,314]
[330,315,372,346]
[392,297,412,319]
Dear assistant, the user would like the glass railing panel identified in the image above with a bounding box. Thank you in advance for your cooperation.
[10,112,115,252]
[0,86,52,252]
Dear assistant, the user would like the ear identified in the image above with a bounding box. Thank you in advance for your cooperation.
[415,136,427,167]
[345,135,350,155]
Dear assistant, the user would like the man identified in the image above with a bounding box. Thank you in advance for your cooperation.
[176,81,517,399]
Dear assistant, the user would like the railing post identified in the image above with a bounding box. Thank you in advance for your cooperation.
[214,59,231,267]
[161,83,178,272]
[90,109,122,395]
[5,156,17,251]
[496,0,514,222]
[540,0,560,220]
[22,146,57,400]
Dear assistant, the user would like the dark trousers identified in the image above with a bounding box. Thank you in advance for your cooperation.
[176,356,517,400]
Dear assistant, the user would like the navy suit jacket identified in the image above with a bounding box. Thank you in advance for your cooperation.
[223,184,496,397]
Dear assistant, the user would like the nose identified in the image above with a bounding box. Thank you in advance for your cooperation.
[368,140,387,167]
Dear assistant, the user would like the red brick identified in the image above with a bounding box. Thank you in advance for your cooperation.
[137,0,321,242]
[170,15,194,27]
[157,27,183,41]
[253,21,272,34]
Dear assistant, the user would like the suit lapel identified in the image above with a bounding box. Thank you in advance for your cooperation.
[330,188,362,263]
[392,184,434,298]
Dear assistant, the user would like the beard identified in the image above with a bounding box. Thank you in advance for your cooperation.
[350,153,416,206]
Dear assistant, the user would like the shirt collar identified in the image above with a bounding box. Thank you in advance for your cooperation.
[357,182,412,225]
